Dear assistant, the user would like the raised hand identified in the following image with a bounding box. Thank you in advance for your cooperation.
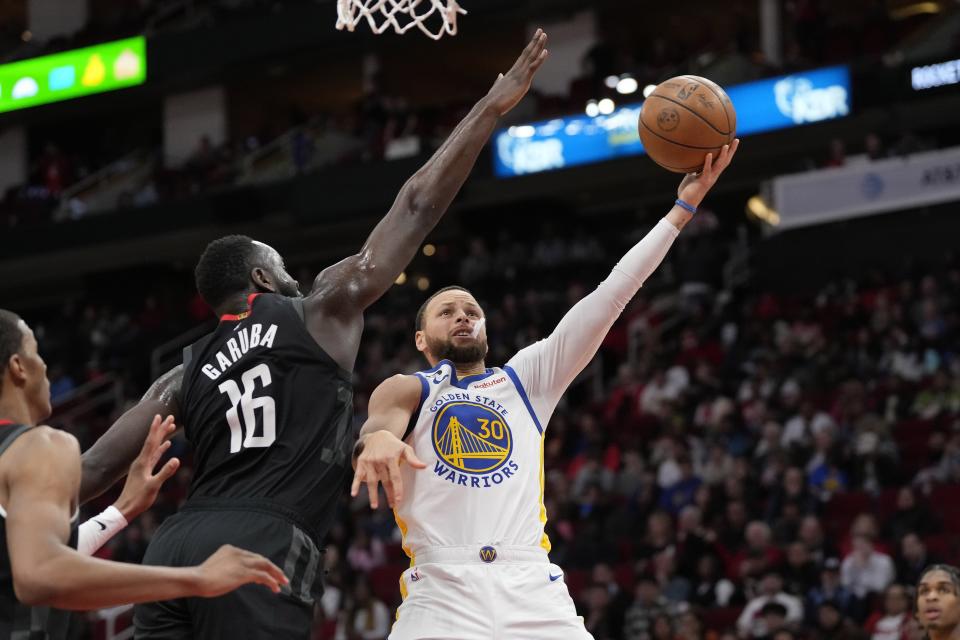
[113,415,181,521]
[677,138,741,208]
[485,29,549,116]
[351,430,426,509]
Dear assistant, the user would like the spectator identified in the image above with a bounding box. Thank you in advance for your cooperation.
[895,533,938,586]
[841,535,895,599]
[731,521,783,582]
[624,576,671,640]
[758,602,791,640]
[884,488,938,541]
[808,558,859,623]
[782,400,836,450]
[799,517,837,566]
[593,563,631,636]
[691,554,741,608]
[346,529,386,573]
[584,581,624,640]
[864,584,911,640]
[782,542,820,597]
[814,601,868,640]
[659,456,703,515]
[336,579,390,640]
[736,571,804,639]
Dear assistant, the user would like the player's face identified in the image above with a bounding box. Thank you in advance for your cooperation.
[416,291,488,366]
[917,570,960,633]
[13,322,52,422]
[253,242,302,298]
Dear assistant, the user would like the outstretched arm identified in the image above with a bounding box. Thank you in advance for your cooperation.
[303,31,549,369]
[79,365,183,504]
[507,141,740,416]
[7,428,286,610]
[351,374,426,509]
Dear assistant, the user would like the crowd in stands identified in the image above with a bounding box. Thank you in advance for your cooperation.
[19,202,959,639]
[0,0,946,228]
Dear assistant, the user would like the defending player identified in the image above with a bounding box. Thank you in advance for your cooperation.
[0,310,286,639]
[352,140,739,639]
[79,31,550,639]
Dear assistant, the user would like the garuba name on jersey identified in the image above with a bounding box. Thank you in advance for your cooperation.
[394,360,550,554]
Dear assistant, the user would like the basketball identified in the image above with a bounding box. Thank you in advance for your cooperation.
[638,75,737,173]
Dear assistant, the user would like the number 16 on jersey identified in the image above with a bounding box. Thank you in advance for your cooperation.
[217,363,276,453]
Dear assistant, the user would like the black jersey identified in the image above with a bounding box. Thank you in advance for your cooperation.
[0,421,76,640]
[179,293,353,544]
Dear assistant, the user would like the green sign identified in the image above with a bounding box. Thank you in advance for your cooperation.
[0,36,146,114]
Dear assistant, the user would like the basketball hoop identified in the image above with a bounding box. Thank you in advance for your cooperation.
[336,0,466,41]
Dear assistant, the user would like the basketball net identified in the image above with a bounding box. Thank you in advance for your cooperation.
[336,0,466,40]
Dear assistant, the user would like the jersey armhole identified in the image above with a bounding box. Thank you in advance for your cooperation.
[401,374,429,442]
[291,297,306,322]
[178,345,194,408]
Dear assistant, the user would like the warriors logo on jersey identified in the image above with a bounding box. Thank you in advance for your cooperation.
[432,402,512,475]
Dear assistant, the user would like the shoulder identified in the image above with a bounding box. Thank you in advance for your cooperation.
[376,373,424,398]
[4,426,79,481]
[17,426,79,458]
[143,364,183,402]
[369,374,424,413]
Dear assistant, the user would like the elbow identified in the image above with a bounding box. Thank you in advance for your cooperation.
[14,572,60,607]
[399,178,428,218]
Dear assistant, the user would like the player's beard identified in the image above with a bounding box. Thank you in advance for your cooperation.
[426,334,487,366]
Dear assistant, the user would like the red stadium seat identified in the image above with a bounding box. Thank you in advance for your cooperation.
[614,563,635,590]
[929,484,960,507]
[701,607,743,633]
[369,564,407,607]
[564,569,589,600]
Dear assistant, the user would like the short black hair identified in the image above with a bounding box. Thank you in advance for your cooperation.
[195,235,260,309]
[918,564,960,593]
[0,310,24,394]
[415,285,476,331]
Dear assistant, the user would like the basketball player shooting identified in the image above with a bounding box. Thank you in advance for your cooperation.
[0,310,286,639]
[352,140,739,639]
[78,31,549,640]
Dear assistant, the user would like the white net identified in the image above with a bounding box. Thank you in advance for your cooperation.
[336,0,466,40]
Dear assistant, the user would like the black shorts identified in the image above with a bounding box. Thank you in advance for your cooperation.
[133,501,323,640]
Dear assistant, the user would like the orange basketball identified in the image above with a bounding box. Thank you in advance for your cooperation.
[638,75,737,174]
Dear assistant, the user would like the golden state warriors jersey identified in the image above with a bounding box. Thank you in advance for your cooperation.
[395,360,550,559]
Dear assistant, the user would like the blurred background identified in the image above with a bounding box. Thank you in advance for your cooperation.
[2,0,960,638]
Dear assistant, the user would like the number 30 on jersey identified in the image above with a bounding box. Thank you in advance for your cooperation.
[217,363,276,453]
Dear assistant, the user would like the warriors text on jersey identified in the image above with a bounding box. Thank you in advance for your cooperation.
[395,357,555,557]
[179,293,353,544]
[0,421,77,640]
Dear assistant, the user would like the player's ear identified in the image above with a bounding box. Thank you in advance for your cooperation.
[250,267,277,293]
[414,330,427,353]
[6,353,26,386]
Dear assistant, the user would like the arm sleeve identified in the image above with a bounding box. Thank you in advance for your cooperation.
[77,505,128,556]
[506,218,680,422]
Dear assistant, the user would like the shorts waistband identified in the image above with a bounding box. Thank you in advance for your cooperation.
[181,497,323,547]
[413,545,548,565]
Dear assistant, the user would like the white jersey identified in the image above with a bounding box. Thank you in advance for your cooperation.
[393,218,680,564]
[394,358,552,557]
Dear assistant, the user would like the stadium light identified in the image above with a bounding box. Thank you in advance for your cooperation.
[616,76,639,95]
[598,98,616,115]
[585,100,600,117]
[643,84,657,98]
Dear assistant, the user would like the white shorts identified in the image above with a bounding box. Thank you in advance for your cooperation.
[389,546,593,640]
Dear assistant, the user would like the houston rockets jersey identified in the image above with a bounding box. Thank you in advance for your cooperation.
[393,360,551,559]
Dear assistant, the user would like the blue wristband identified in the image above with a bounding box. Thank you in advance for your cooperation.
[675,199,697,214]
